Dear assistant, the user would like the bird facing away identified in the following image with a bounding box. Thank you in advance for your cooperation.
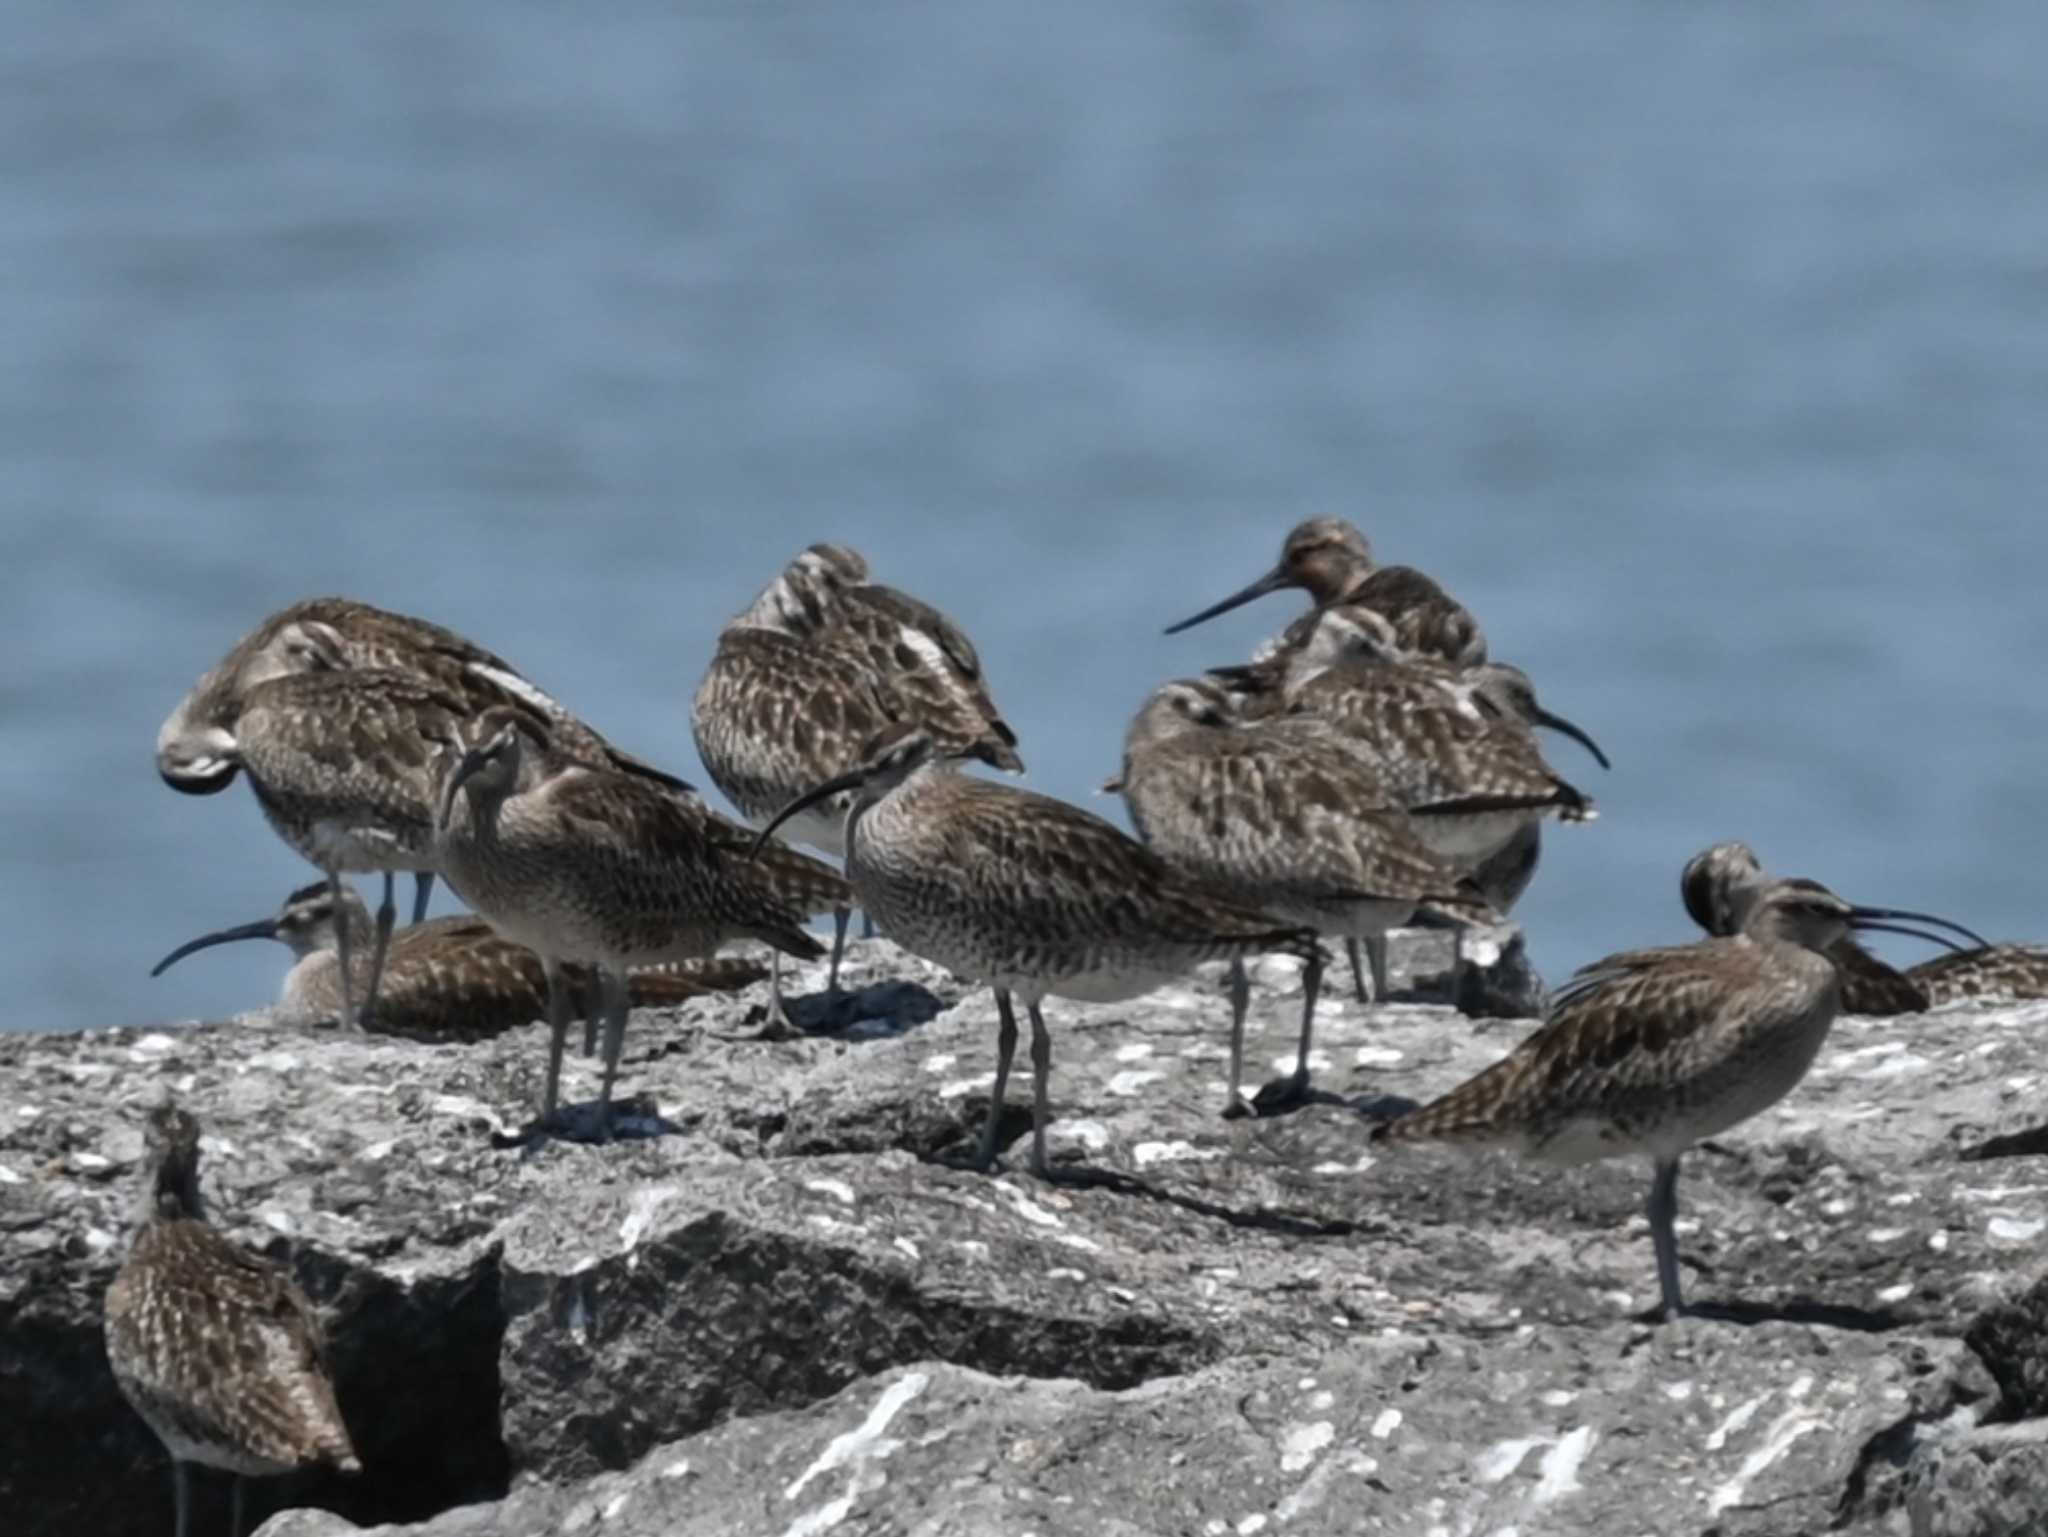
[1373,876,1971,1319]
[104,1103,359,1537]
[436,707,849,1137]
[1114,677,1496,1112]
[692,543,1024,989]
[1163,517,1488,666]
[753,723,1323,1175]
[157,596,690,928]
[1678,841,2000,1014]
[149,881,767,1041]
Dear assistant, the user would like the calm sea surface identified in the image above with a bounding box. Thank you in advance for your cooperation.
[6,1,2047,1032]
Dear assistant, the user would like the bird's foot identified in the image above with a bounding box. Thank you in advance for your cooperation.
[1249,1073,1315,1117]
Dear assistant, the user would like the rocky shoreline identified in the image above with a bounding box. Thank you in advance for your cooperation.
[4,931,2046,1536]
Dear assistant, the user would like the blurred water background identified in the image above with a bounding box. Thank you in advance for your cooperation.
[6,1,2047,1033]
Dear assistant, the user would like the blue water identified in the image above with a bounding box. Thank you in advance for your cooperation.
[7,1,2047,1032]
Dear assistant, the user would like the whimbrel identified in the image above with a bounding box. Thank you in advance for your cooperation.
[104,1103,359,1537]
[1114,677,1496,1113]
[198,666,500,1031]
[158,596,687,925]
[754,724,1323,1175]
[692,544,1023,988]
[1680,840,2016,1013]
[1164,517,1487,666]
[1373,876,1971,1318]
[149,881,767,1040]
[435,706,849,1137]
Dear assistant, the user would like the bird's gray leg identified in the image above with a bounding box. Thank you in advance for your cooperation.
[1223,959,1252,1119]
[359,871,397,1029]
[328,869,358,1030]
[1649,1155,1686,1320]
[231,1475,246,1537]
[411,871,434,925]
[1251,949,1323,1114]
[1026,1000,1056,1177]
[173,1461,190,1537]
[861,911,876,940]
[595,966,630,1141]
[582,971,599,1057]
[828,905,851,996]
[1292,947,1323,1093]
[1366,932,1390,1003]
[1345,937,1370,1003]
[541,958,571,1127]
[975,989,1020,1172]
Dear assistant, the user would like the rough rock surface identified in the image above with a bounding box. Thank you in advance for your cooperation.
[3,933,2047,1537]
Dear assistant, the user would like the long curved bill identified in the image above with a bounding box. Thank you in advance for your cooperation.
[1162,567,1291,636]
[1847,904,1989,951]
[150,918,278,977]
[748,768,868,861]
[436,740,491,832]
[1529,706,1612,771]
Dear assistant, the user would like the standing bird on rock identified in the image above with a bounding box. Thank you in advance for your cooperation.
[754,724,1323,1175]
[170,667,489,1031]
[158,596,688,926]
[436,706,849,1138]
[1372,876,1973,1319]
[1164,517,1487,667]
[1681,841,2024,1012]
[1210,605,1601,998]
[105,1102,358,1537]
[692,544,1024,990]
[149,880,767,1041]
[1112,677,1496,1112]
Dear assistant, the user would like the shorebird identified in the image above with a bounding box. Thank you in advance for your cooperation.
[1164,517,1487,667]
[1113,677,1496,1112]
[158,596,687,925]
[1680,841,2018,1013]
[105,1102,359,1537]
[1219,606,1597,981]
[149,881,768,1040]
[436,706,849,1137]
[692,544,1024,988]
[191,666,497,1032]
[1195,610,1605,999]
[753,723,1324,1174]
[1372,876,1971,1319]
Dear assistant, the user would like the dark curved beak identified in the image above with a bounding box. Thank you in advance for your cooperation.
[1162,566,1291,636]
[158,762,240,796]
[1848,904,1989,951]
[748,767,868,861]
[150,918,279,977]
[436,741,490,831]
[1530,707,1612,771]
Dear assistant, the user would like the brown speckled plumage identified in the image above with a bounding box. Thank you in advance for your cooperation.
[1117,677,1494,1109]
[757,724,1321,1170]
[1215,607,1595,884]
[1675,840,2028,1016]
[1164,517,1488,666]
[692,545,1023,988]
[1374,877,1906,1318]
[1908,944,2048,1005]
[437,707,849,1133]
[693,545,1021,835]
[105,1105,357,1537]
[156,596,675,796]
[151,881,766,1041]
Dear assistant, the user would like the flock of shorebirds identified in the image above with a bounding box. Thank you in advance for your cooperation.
[108,519,2047,1534]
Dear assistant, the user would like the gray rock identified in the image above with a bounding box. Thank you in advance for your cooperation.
[3,937,2047,1537]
